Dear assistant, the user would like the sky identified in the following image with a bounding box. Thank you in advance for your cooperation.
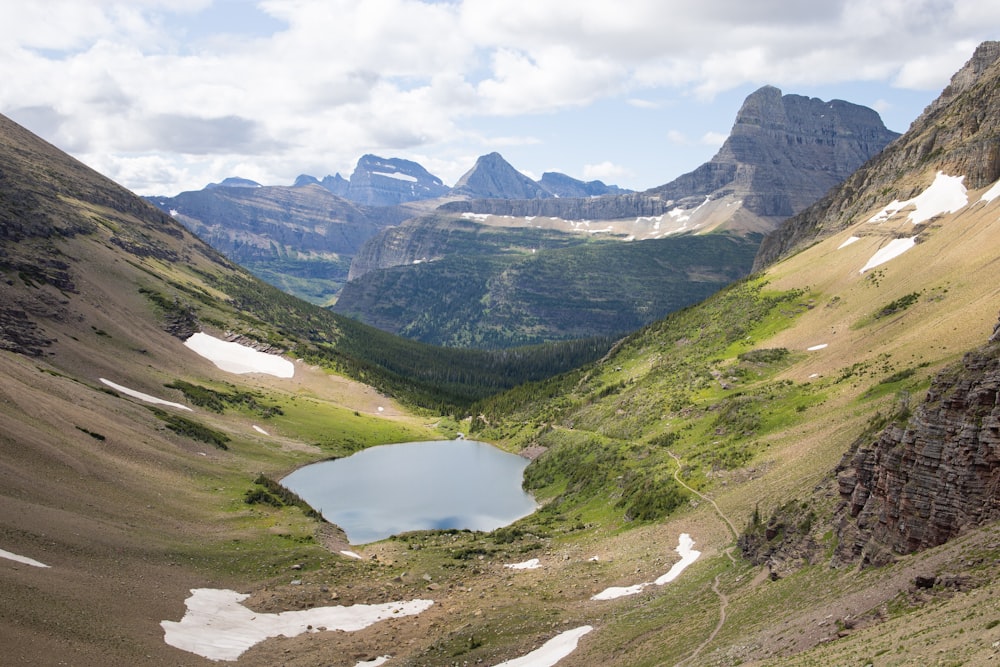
[0,1,997,197]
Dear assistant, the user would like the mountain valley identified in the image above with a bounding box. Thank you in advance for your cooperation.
[1,41,1000,667]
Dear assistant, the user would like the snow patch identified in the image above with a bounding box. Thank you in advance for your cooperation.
[100,378,193,411]
[807,344,828,351]
[461,212,491,221]
[591,534,700,600]
[980,178,1000,203]
[252,425,269,436]
[161,588,433,661]
[504,558,540,570]
[838,236,860,249]
[868,172,967,224]
[493,625,593,667]
[341,550,363,559]
[372,171,418,183]
[355,657,391,667]
[0,548,50,568]
[184,332,294,378]
[860,237,917,273]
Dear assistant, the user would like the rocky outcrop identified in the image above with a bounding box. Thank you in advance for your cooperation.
[650,85,900,221]
[755,41,1000,271]
[451,152,551,199]
[834,328,1000,566]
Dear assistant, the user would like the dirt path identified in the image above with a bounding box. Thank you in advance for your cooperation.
[669,452,738,665]
[668,451,738,539]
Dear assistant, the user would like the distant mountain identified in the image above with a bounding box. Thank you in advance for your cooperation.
[205,176,261,189]
[148,183,407,305]
[646,85,902,233]
[337,88,898,348]
[451,152,552,199]
[538,172,629,197]
[441,87,899,235]
[343,154,451,206]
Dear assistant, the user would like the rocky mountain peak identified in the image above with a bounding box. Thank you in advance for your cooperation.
[647,85,899,224]
[913,40,1000,125]
[345,154,449,206]
[452,152,551,199]
[755,41,1000,270]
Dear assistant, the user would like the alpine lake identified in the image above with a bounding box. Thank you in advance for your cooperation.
[281,440,537,544]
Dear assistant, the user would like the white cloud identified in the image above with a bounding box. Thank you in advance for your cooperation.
[583,161,631,182]
[0,1,997,194]
[666,130,689,145]
[701,131,727,147]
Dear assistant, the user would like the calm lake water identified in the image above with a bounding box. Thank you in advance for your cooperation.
[281,440,537,544]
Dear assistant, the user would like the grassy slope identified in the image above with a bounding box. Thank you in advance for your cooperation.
[461,172,1000,665]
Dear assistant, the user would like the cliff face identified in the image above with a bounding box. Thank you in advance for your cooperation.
[834,330,1000,566]
[649,85,900,219]
[755,41,1000,271]
[442,87,897,233]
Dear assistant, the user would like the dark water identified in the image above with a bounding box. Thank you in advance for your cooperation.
[281,440,537,544]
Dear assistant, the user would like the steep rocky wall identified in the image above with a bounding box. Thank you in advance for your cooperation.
[834,329,1000,566]
[755,41,1000,271]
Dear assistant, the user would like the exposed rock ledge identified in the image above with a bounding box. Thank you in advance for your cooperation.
[834,324,1000,566]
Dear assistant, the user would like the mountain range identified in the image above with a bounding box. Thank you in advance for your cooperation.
[2,40,1000,666]
[153,85,898,348]
[333,87,899,347]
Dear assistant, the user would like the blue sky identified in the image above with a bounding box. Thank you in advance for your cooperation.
[0,1,996,195]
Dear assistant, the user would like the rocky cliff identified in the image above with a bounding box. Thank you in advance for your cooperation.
[649,85,900,221]
[834,324,1000,566]
[441,87,897,233]
[437,191,672,219]
[754,41,1000,271]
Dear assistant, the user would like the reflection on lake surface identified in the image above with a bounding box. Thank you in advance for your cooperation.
[281,440,537,544]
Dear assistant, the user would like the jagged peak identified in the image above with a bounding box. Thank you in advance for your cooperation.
[913,40,1000,126]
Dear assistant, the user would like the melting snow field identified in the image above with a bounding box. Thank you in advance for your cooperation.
[184,332,295,378]
[868,171,968,225]
[494,626,594,667]
[0,548,50,568]
[100,378,193,411]
[859,237,917,273]
[856,171,977,272]
[981,178,1000,203]
[591,534,700,601]
[161,588,433,661]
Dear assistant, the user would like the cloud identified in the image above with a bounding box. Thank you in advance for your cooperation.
[666,130,689,145]
[583,161,631,183]
[701,131,727,147]
[0,0,997,194]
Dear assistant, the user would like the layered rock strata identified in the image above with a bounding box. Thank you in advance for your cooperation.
[834,330,1000,566]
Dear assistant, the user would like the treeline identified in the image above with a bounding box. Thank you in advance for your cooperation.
[204,272,617,412]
